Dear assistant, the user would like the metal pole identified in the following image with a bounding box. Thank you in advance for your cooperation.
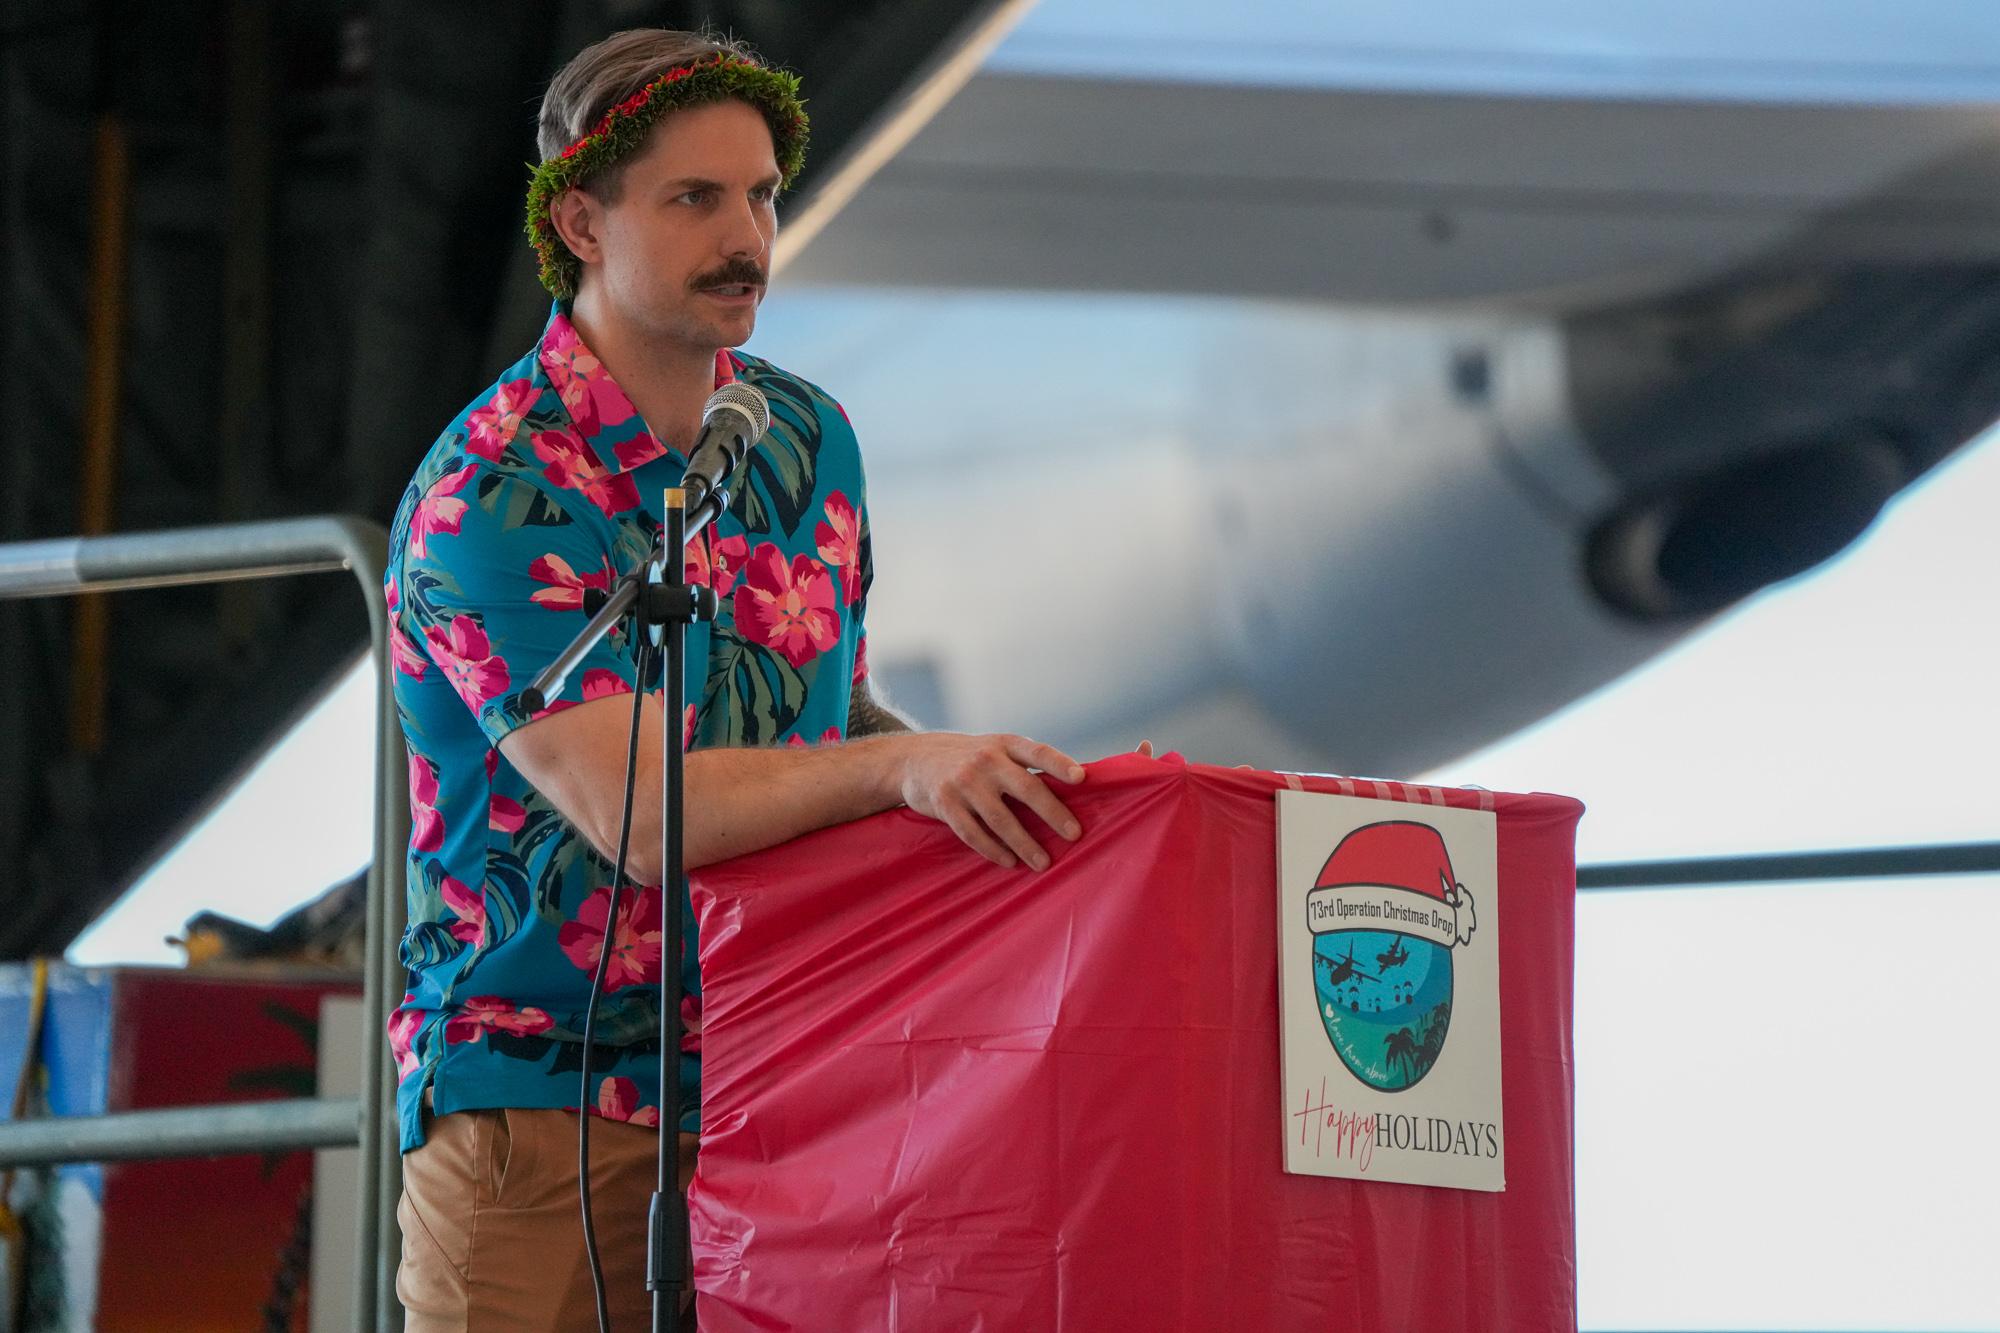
[0,515,409,1333]
[1577,840,2000,890]
[0,1097,359,1168]
[654,492,690,1333]
[0,518,370,598]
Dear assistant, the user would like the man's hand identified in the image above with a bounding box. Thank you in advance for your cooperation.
[892,733,1086,871]
[500,694,1089,879]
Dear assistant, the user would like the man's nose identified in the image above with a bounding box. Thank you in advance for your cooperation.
[720,194,772,261]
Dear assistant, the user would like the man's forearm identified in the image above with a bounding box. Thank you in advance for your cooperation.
[501,693,1085,883]
[676,737,908,873]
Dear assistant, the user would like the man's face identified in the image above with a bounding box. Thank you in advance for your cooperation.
[583,99,781,351]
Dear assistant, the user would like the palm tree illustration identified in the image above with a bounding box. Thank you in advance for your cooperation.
[1383,1028,1420,1086]
[1416,1000,1451,1075]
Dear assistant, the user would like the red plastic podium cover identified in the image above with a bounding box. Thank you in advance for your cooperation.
[690,754,1582,1331]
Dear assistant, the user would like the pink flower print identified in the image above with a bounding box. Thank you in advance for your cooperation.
[714,349,739,386]
[594,1076,660,1127]
[784,727,843,748]
[485,747,499,781]
[582,668,629,702]
[529,553,614,612]
[814,491,863,605]
[423,615,512,713]
[733,545,840,669]
[411,465,476,558]
[489,795,526,833]
[532,427,639,518]
[391,627,428,681]
[521,667,625,723]
[852,633,868,688]
[685,533,749,597]
[680,993,702,1054]
[558,885,663,991]
[464,377,537,461]
[439,874,484,946]
[682,703,697,751]
[408,751,445,853]
[388,998,423,1080]
[613,432,667,471]
[541,320,635,436]
[384,574,400,613]
[444,996,554,1045]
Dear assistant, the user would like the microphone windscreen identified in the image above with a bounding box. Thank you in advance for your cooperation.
[703,383,770,442]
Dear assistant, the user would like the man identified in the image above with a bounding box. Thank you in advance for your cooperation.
[385,28,1090,1326]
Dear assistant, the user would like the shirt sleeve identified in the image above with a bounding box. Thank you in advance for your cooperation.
[831,399,873,692]
[400,464,644,745]
[851,492,873,691]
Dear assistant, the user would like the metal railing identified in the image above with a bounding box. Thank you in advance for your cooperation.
[0,518,1992,1333]
[1577,840,2000,890]
[0,515,408,1333]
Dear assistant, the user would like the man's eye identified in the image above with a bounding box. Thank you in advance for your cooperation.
[677,190,710,206]
[751,186,778,203]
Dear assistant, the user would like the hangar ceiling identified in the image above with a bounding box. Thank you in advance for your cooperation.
[0,0,1017,957]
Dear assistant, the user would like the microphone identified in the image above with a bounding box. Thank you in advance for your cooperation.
[680,383,770,514]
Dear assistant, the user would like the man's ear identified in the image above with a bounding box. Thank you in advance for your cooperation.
[548,188,603,266]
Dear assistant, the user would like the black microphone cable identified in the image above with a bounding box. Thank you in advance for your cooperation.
[578,628,655,1333]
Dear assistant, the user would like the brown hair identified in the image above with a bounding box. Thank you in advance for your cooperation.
[537,28,763,197]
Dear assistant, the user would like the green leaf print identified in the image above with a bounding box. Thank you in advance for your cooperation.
[700,629,807,745]
[477,471,571,528]
[736,375,823,536]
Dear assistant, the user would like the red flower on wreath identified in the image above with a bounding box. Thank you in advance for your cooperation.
[733,544,840,668]
[558,885,663,990]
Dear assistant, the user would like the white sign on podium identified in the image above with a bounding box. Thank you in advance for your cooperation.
[1276,790,1505,1192]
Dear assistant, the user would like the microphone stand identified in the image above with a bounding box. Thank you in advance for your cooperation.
[525,483,729,1333]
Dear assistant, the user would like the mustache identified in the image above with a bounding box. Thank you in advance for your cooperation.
[691,259,768,291]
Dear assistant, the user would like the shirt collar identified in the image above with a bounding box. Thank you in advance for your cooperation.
[537,306,742,476]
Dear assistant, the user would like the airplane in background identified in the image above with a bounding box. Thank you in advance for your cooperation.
[744,0,2000,776]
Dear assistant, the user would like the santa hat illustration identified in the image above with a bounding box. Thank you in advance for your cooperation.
[1315,820,1478,946]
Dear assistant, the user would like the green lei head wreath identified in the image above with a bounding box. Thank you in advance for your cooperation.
[524,54,810,300]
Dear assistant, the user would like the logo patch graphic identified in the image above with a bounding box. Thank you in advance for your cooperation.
[1307,821,1478,1093]
[1278,790,1502,1189]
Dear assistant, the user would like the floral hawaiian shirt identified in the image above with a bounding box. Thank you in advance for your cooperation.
[385,306,871,1150]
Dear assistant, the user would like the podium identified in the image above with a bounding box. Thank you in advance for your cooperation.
[690,754,1583,1331]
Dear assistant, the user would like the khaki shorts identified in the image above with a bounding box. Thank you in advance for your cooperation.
[396,1103,698,1331]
